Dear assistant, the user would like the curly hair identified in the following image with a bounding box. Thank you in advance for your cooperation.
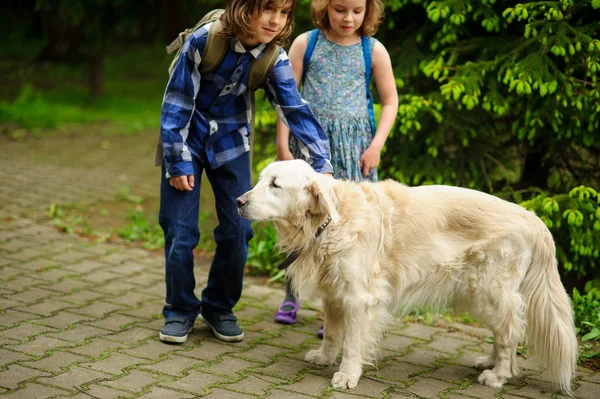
[219,0,298,46]
[311,0,384,37]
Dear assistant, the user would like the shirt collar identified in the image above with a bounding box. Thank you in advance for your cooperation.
[233,39,267,60]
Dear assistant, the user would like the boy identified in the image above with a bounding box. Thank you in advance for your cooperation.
[158,0,333,344]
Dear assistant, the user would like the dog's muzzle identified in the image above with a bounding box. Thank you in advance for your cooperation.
[236,195,249,217]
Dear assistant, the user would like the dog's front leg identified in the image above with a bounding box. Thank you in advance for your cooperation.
[331,303,371,389]
[305,299,343,365]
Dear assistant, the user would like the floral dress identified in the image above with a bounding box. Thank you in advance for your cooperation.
[289,30,377,182]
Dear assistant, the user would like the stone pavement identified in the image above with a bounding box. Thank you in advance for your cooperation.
[1,132,599,399]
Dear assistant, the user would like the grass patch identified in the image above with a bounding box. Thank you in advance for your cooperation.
[0,44,169,135]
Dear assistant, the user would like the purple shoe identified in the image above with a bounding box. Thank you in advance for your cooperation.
[317,325,324,339]
[274,301,301,325]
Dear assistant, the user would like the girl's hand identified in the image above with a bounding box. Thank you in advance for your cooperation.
[277,148,295,161]
[360,147,381,177]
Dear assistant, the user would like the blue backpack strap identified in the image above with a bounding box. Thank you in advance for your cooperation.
[361,35,376,133]
[302,29,320,87]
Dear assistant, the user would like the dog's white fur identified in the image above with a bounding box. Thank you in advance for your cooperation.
[237,160,577,394]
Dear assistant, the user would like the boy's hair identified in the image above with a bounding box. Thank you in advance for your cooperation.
[311,0,384,37]
[220,0,298,46]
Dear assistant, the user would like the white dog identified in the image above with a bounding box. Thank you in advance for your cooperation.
[236,160,577,394]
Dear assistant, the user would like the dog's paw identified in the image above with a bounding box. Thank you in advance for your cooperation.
[477,369,506,388]
[332,371,359,389]
[474,355,495,370]
[305,349,331,365]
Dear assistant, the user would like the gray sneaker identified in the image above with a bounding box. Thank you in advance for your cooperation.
[159,317,194,344]
[198,310,244,342]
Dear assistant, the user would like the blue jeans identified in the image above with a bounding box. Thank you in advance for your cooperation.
[158,151,253,321]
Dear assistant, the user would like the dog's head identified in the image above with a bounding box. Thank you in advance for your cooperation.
[237,160,340,225]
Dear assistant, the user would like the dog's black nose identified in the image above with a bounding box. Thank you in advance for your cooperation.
[236,196,247,208]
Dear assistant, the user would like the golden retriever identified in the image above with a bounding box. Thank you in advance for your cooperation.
[236,160,577,394]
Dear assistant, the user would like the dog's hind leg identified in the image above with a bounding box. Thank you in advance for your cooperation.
[475,255,527,388]
[305,299,344,366]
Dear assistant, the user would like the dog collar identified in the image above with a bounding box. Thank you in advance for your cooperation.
[277,216,332,270]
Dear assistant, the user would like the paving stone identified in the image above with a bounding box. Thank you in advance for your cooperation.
[9,287,55,304]
[84,313,144,331]
[396,323,445,341]
[50,250,94,264]
[400,347,450,366]
[369,360,429,383]
[159,369,232,394]
[268,330,315,349]
[0,266,25,280]
[8,335,76,356]
[203,388,256,398]
[31,312,95,329]
[202,356,258,378]
[29,268,75,283]
[138,354,200,376]
[0,364,51,389]
[102,327,155,344]
[232,343,291,363]
[427,336,474,354]
[69,300,125,318]
[78,270,122,284]
[0,382,69,398]
[279,373,330,397]
[100,369,171,393]
[221,373,279,396]
[0,276,45,293]
[0,297,25,310]
[63,383,130,399]
[136,386,196,398]
[22,350,89,373]
[106,291,156,308]
[0,309,40,327]
[38,365,112,390]
[58,290,106,305]
[80,352,149,375]
[0,348,33,367]
[14,258,61,272]
[0,321,58,342]
[66,338,130,357]
[47,324,110,343]
[381,333,415,352]
[39,278,94,294]
[16,298,75,317]
[405,376,458,397]
[254,356,313,380]
[425,363,478,382]
[270,388,322,398]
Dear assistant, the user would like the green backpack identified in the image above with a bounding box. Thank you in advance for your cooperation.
[154,9,281,169]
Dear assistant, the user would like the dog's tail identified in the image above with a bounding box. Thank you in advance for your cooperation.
[520,228,577,395]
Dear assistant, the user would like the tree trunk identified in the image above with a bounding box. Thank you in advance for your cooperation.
[163,0,181,45]
[88,50,104,98]
[520,142,550,193]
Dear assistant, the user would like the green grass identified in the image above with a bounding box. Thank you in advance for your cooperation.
[0,44,170,134]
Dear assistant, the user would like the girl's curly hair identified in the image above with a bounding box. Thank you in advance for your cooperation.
[311,0,384,36]
[219,0,298,46]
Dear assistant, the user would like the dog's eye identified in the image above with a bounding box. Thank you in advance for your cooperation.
[270,180,280,189]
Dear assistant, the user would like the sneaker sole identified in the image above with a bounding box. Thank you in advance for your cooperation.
[197,313,244,342]
[159,327,193,344]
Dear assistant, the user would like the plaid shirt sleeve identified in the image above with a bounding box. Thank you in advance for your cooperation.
[264,50,333,174]
[159,29,209,178]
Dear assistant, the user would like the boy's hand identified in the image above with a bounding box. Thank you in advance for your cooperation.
[170,175,195,191]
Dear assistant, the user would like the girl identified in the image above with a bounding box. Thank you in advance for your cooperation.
[158,0,333,345]
[274,0,398,336]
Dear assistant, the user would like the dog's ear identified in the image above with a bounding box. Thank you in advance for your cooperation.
[306,174,340,224]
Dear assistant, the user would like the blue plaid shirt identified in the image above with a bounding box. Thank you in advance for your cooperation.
[160,23,333,177]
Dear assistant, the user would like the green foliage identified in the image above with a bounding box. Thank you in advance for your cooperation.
[246,223,285,279]
[572,282,600,342]
[521,186,599,277]
[382,0,599,193]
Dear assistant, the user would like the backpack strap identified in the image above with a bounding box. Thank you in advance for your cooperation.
[301,29,320,87]
[361,35,376,133]
[248,44,280,91]
[199,20,228,75]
